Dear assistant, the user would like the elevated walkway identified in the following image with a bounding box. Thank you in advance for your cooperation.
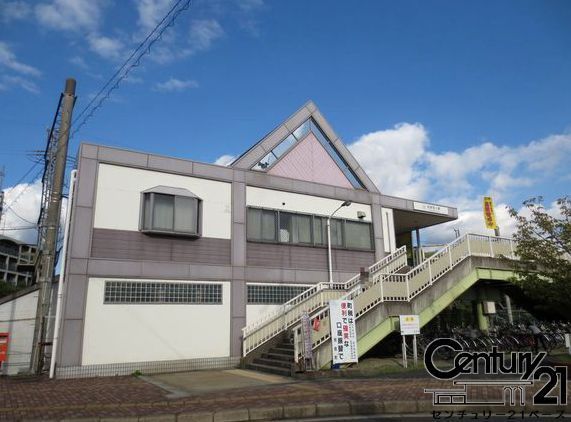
[243,233,517,373]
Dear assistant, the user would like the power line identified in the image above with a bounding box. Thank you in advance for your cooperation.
[1,0,193,216]
[71,0,192,137]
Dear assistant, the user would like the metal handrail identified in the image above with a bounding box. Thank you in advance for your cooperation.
[242,245,408,356]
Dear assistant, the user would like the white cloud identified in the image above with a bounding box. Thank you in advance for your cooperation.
[69,55,88,69]
[186,19,224,55]
[0,75,40,94]
[0,0,31,22]
[349,123,430,199]
[214,154,235,166]
[0,180,42,244]
[1,179,69,246]
[0,41,41,77]
[87,34,124,60]
[238,0,264,11]
[135,0,174,32]
[35,0,104,33]
[348,124,571,244]
[153,77,198,92]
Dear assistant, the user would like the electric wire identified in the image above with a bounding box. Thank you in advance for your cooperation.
[1,0,192,217]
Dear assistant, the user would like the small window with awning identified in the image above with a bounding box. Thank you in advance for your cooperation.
[140,186,201,236]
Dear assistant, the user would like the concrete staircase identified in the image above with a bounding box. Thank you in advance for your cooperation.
[246,338,295,376]
[243,233,518,375]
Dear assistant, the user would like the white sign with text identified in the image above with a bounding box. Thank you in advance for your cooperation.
[329,300,358,364]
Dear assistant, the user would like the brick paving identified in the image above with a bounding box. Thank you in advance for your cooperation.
[0,374,568,420]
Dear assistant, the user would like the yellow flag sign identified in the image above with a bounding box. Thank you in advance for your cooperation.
[483,196,497,229]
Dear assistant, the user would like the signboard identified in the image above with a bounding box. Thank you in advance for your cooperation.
[483,196,498,230]
[0,333,9,364]
[329,300,358,364]
[413,202,449,215]
[399,315,420,335]
[300,312,313,361]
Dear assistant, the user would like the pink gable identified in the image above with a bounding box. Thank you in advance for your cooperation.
[268,133,354,189]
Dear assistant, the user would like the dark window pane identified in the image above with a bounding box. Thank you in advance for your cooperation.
[174,196,197,233]
[330,219,344,247]
[313,216,325,245]
[152,194,174,230]
[292,120,311,141]
[262,210,277,241]
[143,193,152,230]
[279,212,292,243]
[271,134,296,158]
[345,221,372,249]
[292,214,311,244]
[247,208,262,240]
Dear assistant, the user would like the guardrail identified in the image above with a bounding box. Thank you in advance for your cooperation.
[242,245,408,357]
[292,233,516,363]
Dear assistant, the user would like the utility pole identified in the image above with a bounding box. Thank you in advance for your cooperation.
[30,78,76,374]
[0,167,5,226]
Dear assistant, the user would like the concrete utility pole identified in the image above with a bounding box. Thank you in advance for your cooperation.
[30,78,76,374]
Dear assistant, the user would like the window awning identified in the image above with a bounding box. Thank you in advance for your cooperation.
[142,185,200,199]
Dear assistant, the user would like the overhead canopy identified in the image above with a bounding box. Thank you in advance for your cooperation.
[381,194,458,235]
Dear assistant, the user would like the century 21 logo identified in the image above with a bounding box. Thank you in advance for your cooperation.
[424,338,568,406]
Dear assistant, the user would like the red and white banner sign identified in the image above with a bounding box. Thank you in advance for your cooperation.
[329,300,358,364]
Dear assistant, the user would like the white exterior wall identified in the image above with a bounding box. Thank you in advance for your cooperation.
[381,208,396,253]
[82,278,231,365]
[0,290,38,375]
[94,164,232,239]
[245,282,312,325]
[246,305,282,326]
[246,186,372,222]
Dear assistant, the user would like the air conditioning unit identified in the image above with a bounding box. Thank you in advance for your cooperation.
[482,301,496,315]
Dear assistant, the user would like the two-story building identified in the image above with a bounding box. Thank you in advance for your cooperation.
[53,101,457,378]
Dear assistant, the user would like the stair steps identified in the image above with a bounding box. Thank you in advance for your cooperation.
[245,340,294,376]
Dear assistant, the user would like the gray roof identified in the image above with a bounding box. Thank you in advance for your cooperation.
[142,185,200,198]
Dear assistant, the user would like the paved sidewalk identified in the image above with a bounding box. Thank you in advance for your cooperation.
[0,372,569,421]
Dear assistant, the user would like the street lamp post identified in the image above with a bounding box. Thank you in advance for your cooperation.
[327,200,352,286]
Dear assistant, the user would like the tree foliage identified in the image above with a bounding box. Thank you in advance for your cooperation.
[0,281,21,299]
[508,196,571,320]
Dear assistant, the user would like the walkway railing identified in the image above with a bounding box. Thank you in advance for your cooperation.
[292,233,516,361]
[242,245,408,356]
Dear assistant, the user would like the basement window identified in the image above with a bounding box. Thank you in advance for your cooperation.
[140,186,201,236]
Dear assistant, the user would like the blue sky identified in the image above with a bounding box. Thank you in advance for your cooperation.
[1,0,570,243]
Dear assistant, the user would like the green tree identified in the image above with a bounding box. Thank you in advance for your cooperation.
[0,281,20,299]
[508,196,571,320]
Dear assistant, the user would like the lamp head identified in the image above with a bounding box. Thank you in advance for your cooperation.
[341,201,352,207]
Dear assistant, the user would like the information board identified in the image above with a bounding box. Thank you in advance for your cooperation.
[399,315,420,335]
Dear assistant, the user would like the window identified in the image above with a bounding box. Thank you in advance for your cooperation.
[313,216,343,247]
[250,118,365,189]
[247,284,310,304]
[345,220,372,250]
[140,186,200,236]
[104,281,222,304]
[247,208,277,241]
[279,212,312,244]
[246,207,373,250]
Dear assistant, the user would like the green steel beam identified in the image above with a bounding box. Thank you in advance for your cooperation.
[355,266,516,358]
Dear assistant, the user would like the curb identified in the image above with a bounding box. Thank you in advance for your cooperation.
[30,400,571,422]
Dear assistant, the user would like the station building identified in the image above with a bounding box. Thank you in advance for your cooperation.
[53,101,457,377]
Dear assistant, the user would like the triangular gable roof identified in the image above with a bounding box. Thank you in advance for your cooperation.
[230,101,379,193]
[268,132,355,189]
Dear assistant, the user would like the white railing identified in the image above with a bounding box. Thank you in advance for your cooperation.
[242,245,408,356]
[292,233,516,362]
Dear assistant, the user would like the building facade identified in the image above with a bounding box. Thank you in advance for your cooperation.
[54,101,457,377]
[0,235,36,286]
